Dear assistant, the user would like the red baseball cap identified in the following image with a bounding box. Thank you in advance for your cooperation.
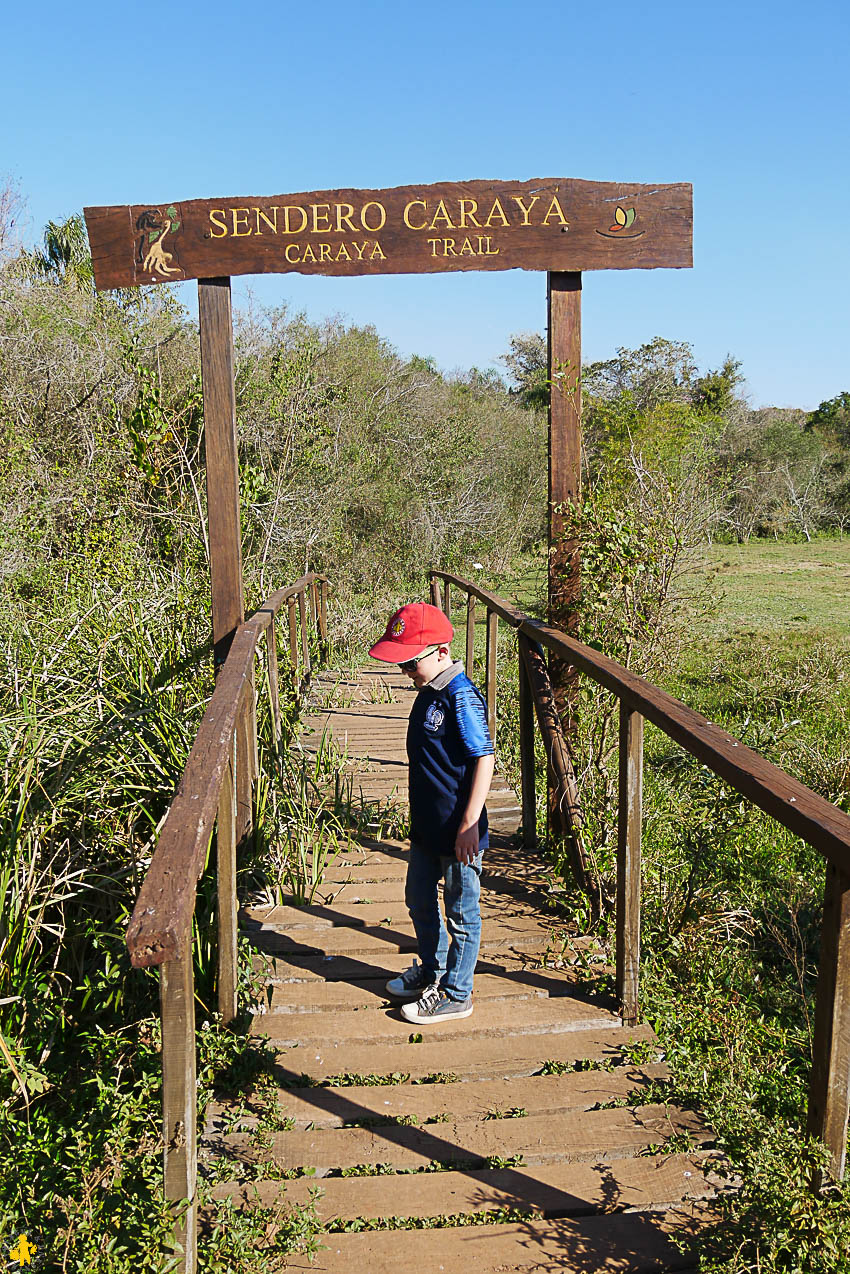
[369,602,454,663]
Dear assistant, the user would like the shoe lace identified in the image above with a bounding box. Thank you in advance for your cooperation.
[418,984,443,1013]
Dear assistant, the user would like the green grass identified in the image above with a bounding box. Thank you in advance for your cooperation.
[695,537,850,639]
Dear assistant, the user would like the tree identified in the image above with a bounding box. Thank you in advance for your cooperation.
[32,213,94,288]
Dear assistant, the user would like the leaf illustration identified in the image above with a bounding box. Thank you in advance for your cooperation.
[624,207,636,228]
[615,206,627,227]
[166,205,178,219]
[148,230,158,242]
[170,220,181,233]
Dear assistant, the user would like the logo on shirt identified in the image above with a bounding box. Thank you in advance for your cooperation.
[424,704,445,733]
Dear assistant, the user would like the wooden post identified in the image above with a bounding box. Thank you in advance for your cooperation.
[318,580,328,656]
[547,272,582,726]
[287,595,299,678]
[465,593,475,675]
[198,278,254,852]
[443,578,451,620]
[485,609,497,744]
[430,575,441,609]
[309,578,319,634]
[160,945,197,1273]
[266,617,282,747]
[298,588,311,679]
[807,864,850,1181]
[216,746,238,1027]
[617,703,643,1027]
[518,638,590,893]
[517,634,536,848]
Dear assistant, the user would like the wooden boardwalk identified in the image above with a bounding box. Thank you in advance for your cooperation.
[204,667,722,1271]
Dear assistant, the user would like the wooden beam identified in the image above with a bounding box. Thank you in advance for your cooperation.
[807,864,850,1180]
[85,178,694,290]
[160,946,197,1272]
[617,705,643,1026]
[547,271,582,726]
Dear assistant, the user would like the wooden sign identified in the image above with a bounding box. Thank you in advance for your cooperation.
[84,177,692,290]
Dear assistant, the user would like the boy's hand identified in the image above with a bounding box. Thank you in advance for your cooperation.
[454,824,480,864]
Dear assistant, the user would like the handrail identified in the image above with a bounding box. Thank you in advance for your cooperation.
[125,571,328,1272]
[126,574,327,967]
[430,568,850,1184]
[431,570,850,871]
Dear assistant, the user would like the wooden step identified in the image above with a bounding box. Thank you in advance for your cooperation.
[245,894,567,931]
[268,1023,659,1085]
[212,1102,713,1175]
[263,968,609,1012]
[206,1064,670,1130]
[280,1203,716,1272]
[243,913,565,959]
[210,1151,719,1221]
[251,942,603,984]
[251,993,618,1045]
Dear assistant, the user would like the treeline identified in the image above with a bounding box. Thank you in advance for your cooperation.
[505,331,850,543]
[0,215,543,649]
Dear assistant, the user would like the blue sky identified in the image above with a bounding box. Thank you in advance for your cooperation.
[2,0,847,407]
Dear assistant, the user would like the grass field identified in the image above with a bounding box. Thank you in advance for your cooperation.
[695,536,850,640]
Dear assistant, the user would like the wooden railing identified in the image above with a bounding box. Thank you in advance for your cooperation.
[429,570,850,1182]
[125,573,327,1272]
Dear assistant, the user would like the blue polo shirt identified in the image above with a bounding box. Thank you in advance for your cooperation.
[407,661,494,854]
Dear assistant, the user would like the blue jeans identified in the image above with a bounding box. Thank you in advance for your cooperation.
[405,843,483,1001]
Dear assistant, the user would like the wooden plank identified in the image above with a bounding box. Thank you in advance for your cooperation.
[216,750,238,1026]
[806,864,850,1180]
[547,271,582,727]
[617,706,643,1027]
[212,1152,718,1221]
[160,946,197,1272]
[429,575,441,608]
[279,1203,715,1273]
[430,573,850,872]
[84,178,694,289]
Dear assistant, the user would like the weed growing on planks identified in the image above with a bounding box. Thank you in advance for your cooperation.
[328,1206,537,1232]
[484,1107,528,1120]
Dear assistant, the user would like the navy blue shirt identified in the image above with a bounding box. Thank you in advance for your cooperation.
[407,663,495,854]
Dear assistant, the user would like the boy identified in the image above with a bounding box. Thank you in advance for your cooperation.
[369,602,495,1022]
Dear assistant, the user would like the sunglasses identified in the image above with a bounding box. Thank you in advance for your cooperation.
[398,646,438,673]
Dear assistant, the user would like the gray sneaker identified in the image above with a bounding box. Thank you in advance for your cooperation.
[385,960,439,1001]
[400,985,474,1023]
